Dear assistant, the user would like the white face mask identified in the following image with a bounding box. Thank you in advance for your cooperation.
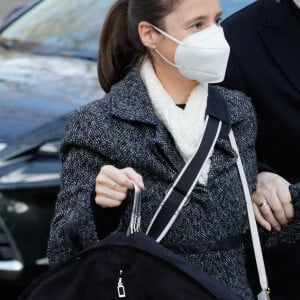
[152,24,230,83]
[293,0,300,8]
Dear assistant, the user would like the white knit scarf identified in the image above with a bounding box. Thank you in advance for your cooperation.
[140,58,211,185]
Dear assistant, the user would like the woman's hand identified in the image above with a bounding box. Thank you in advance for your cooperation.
[95,165,144,208]
[252,172,294,231]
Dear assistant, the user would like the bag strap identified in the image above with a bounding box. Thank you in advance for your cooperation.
[127,87,270,298]
[229,130,270,300]
[145,86,230,241]
[146,115,223,242]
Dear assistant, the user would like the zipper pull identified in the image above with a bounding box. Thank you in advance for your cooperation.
[117,270,126,298]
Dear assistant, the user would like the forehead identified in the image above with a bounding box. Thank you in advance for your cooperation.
[165,0,221,23]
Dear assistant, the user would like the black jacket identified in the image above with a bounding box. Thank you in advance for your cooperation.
[222,0,300,183]
[221,1,300,299]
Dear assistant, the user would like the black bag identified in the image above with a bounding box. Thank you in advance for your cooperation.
[19,232,241,300]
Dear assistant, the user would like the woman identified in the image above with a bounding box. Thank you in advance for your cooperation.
[47,0,300,299]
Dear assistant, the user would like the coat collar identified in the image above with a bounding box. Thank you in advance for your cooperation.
[110,69,230,127]
[259,0,300,93]
[110,69,159,126]
[109,69,230,173]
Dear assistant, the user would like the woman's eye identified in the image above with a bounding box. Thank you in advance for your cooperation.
[216,17,222,25]
[192,22,203,30]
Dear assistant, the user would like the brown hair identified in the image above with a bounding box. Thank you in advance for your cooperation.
[98,0,182,93]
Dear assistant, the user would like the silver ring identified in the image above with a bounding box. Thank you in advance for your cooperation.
[259,202,268,208]
[111,181,117,190]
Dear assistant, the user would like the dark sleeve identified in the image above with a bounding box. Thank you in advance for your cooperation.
[47,144,102,267]
[222,47,250,96]
[257,162,276,174]
[290,182,300,205]
[91,189,128,240]
[260,182,300,249]
[47,108,119,267]
[219,88,258,193]
[222,50,277,175]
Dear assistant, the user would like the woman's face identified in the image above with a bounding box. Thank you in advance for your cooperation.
[153,0,222,66]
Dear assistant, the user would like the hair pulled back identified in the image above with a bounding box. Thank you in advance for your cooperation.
[98,0,182,93]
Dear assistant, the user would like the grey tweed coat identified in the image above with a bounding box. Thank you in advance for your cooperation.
[48,69,300,299]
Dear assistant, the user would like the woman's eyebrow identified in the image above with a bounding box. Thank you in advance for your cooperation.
[216,11,223,19]
[184,11,223,26]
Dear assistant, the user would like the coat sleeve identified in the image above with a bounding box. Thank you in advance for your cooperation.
[223,89,300,249]
[232,94,258,194]
[47,106,114,267]
[217,87,258,194]
[261,183,300,249]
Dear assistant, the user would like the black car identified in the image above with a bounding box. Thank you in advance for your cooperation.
[0,0,109,293]
[0,0,254,296]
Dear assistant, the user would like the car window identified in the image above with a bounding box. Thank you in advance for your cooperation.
[220,0,254,19]
[0,0,113,58]
[0,0,254,58]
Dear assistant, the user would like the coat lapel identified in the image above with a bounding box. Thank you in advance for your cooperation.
[258,0,300,93]
[110,69,184,173]
[109,70,231,175]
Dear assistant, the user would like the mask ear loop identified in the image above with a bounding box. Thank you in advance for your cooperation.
[150,24,183,70]
[151,24,182,44]
[153,47,182,69]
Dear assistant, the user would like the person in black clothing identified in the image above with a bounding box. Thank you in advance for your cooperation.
[221,0,300,299]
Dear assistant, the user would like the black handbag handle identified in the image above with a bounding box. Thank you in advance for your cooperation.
[126,116,224,241]
[146,115,224,242]
[127,86,231,242]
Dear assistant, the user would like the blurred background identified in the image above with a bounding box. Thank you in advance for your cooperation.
[0,1,31,22]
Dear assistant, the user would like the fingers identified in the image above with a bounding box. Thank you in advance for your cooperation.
[95,184,127,207]
[122,167,144,190]
[95,165,144,208]
[252,202,272,231]
[252,192,281,231]
[97,166,134,191]
[252,172,294,232]
[266,190,288,227]
[276,182,294,221]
